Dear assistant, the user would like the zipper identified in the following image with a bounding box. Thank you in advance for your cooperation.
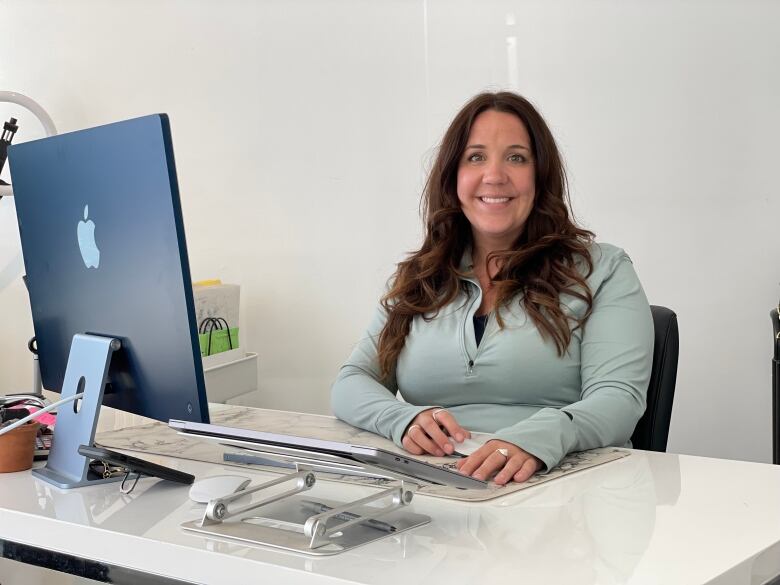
[462,280,493,375]
[468,312,493,374]
[461,283,479,374]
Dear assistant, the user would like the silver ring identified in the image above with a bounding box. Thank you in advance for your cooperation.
[431,408,446,424]
[407,424,422,436]
[496,448,510,458]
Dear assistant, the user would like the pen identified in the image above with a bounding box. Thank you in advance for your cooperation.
[300,499,396,533]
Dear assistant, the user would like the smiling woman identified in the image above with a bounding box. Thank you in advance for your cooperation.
[331,91,654,486]
[457,110,536,254]
[456,110,537,317]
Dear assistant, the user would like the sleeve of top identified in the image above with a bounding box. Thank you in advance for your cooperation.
[330,305,439,446]
[492,251,654,472]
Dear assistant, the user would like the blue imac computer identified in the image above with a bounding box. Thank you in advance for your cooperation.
[8,114,210,489]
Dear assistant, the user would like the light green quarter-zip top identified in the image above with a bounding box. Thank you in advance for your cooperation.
[331,243,654,472]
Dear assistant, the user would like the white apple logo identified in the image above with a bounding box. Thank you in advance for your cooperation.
[77,205,100,269]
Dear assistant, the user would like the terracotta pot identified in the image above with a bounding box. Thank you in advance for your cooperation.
[0,422,40,473]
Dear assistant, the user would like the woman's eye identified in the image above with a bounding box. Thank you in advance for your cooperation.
[508,153,527,163]
[467,153,485,162]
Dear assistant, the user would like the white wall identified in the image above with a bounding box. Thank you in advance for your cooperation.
[1,0,778,464]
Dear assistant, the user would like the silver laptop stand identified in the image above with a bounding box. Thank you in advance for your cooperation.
[181,468,430,555]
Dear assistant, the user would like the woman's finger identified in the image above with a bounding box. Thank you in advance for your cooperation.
[493,455,527,485]
[471,449,511,481]
[420,417,455,455]
[407,424,444,457]
[433,410,471,443]
[456,444,493,476]
[513,457,540,483]
[401,434,424,456]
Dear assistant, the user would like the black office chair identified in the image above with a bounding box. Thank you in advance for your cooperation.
[630,305,679,452]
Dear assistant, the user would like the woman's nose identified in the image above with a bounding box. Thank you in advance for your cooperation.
[482,161,507,184]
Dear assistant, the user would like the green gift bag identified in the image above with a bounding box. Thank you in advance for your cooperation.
[198,317,239,357]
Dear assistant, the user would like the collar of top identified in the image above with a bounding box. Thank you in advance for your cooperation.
[458,246,480,286]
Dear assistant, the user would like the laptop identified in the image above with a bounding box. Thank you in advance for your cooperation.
[169,420,488,490]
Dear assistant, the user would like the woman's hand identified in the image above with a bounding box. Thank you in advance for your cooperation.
[402,408,471,457]
[456,439,541,485]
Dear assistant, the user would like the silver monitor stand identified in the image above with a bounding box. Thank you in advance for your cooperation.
[33,333,123,489]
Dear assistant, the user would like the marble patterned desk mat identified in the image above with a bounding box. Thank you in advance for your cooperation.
[96,405,630,502]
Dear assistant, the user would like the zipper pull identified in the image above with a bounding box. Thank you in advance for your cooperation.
[467,359,474,374]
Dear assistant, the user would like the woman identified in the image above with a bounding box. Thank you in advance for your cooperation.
[331,92,653,485]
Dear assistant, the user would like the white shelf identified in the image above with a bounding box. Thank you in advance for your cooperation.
[203,350,258,404]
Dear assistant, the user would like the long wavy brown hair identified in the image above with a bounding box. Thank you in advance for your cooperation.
[377,91,595,379]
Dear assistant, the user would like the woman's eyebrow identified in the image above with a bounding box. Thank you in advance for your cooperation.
[464,144,531,151]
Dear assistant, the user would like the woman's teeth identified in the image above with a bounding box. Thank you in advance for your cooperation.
[479,197,510,203]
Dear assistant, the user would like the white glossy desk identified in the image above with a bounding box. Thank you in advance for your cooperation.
[1,442,780,584]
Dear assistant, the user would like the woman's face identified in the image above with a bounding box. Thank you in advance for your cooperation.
[456,109,536,251]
